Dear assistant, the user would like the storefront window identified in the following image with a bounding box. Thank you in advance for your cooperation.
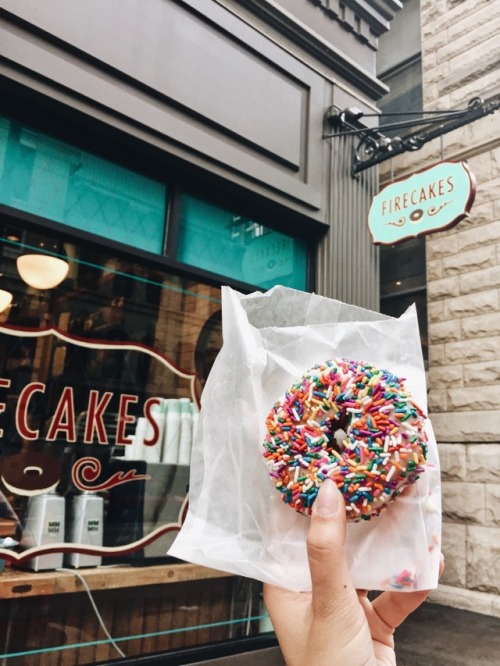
[0,114,310,293]
[177,194,308,290]
[0,224,277,662]
[0,223,222,550]
[0,223,275,661]
[0,110,310,661]
[0,115,167,255]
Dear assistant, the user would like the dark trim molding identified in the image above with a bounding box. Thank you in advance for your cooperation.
[232,0,391,99]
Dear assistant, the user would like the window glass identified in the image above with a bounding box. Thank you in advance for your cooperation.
[378,56,423,136]
[0,220,275,662]
[0,219,223,563]
[379,237,426,296]
[0,116,166,254]
[176,194,308,290]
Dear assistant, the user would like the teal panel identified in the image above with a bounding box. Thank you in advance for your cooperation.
[0,116,166,254]
[177,195,308,290]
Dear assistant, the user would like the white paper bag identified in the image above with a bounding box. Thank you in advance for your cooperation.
[169,286,441,592]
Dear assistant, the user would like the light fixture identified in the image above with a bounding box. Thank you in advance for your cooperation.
[16,254,69,290]
[0,289,13,313]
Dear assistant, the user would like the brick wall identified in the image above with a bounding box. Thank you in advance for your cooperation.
[421,0,500,616]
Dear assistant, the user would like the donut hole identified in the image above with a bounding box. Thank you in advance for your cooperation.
[325,411,350,454]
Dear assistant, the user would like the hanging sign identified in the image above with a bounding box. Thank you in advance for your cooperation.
[368,161,475,245]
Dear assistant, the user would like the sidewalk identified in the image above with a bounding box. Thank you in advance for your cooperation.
[395,602,500,665]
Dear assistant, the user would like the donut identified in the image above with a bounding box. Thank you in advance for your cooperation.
[262,358,428,521]
[0,451,62,497]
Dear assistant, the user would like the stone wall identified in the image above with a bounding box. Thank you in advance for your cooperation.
[421,0,500,616]
[425,146,500,616]
[379,0,500,616]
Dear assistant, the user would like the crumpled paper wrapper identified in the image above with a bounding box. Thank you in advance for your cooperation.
[169,286,441,592]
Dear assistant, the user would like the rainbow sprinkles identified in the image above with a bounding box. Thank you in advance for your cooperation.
[262,358,428,521]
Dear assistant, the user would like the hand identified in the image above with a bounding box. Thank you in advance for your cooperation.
[263,479,442,666]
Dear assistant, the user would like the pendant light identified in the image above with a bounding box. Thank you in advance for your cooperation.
[16,253,69,290]
[0,289,13,313]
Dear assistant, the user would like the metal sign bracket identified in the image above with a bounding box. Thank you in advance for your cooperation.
[324,96,500,178]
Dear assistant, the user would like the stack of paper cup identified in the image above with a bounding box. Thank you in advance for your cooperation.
[124,417,144,461]
[178,398,193,466]
[122,398,197,465]
[142,404,163,463]
[191,401,199,447]
[125,406,164,463]
[162,398,181,464]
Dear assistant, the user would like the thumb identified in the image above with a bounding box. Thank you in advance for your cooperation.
[307,479,357,619]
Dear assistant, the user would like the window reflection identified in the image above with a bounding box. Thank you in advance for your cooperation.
[177,193,308,290]
[0,115,167,254]
[0,223,222,564]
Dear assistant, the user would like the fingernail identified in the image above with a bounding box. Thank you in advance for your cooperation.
[314,479,341,517]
